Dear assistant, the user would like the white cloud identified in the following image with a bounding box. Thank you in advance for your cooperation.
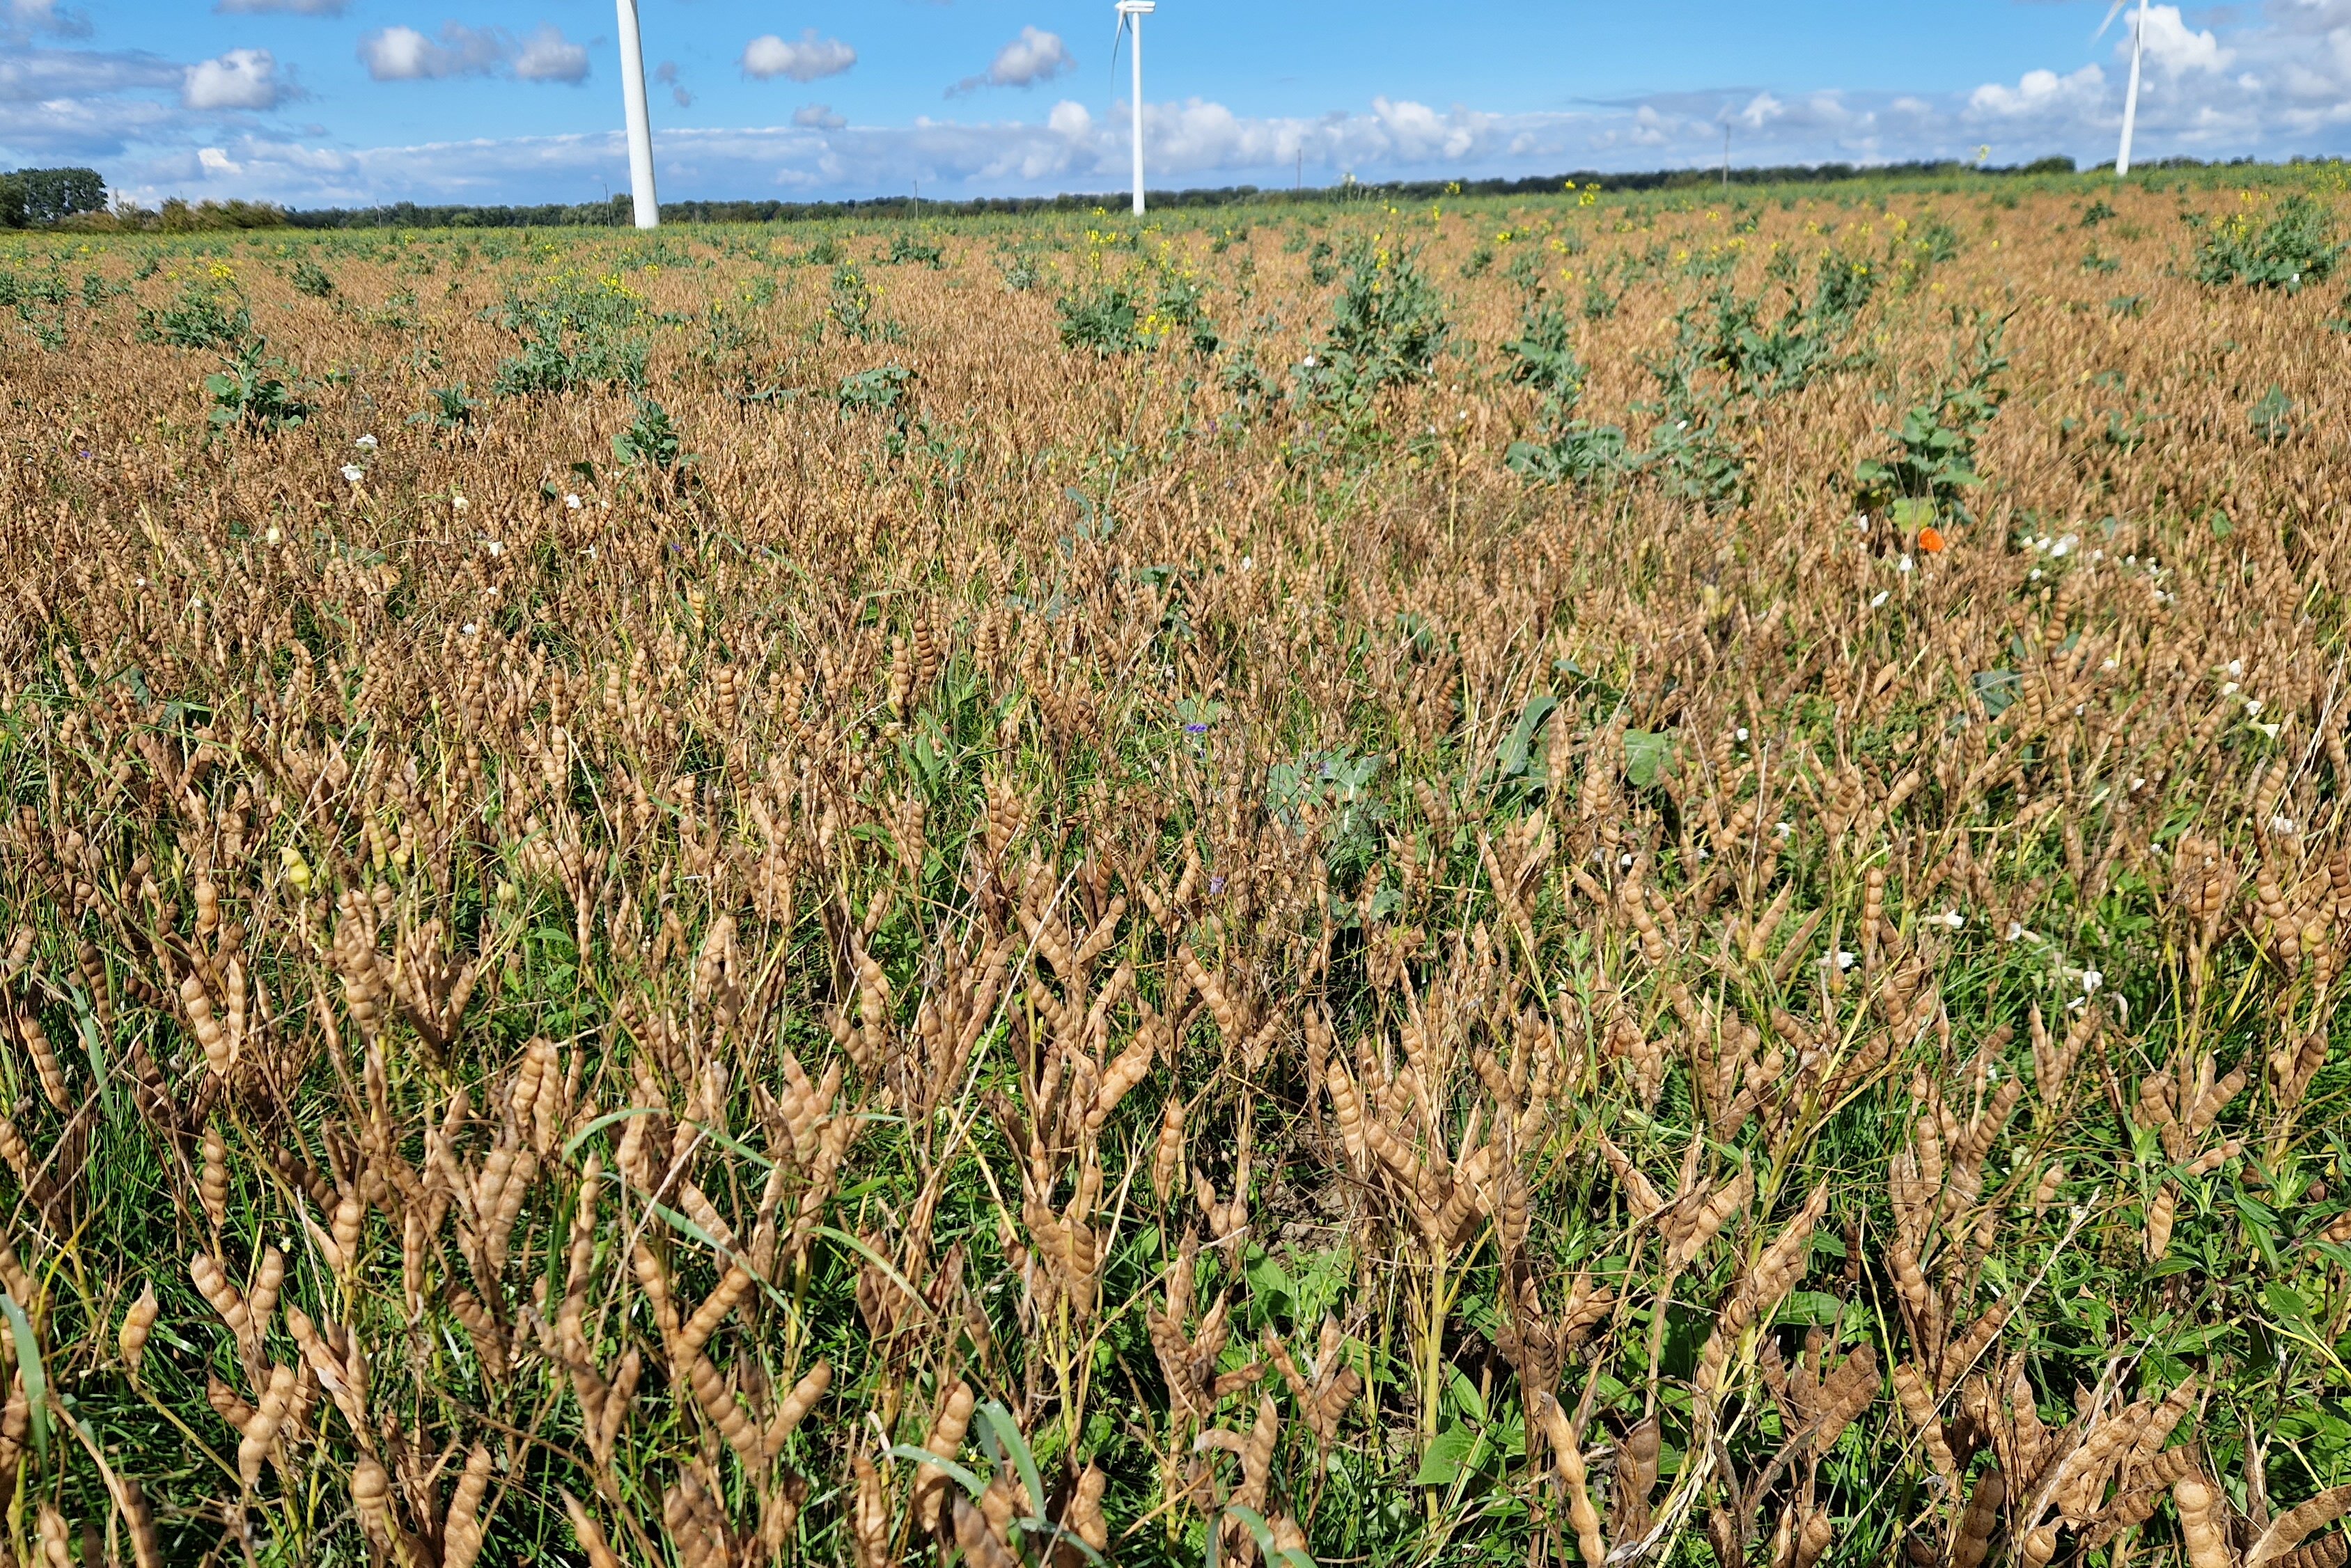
[511,24,587,84]
[215,0,346,13]
[1969,64,2106,116]
[4,0,88,38]
[742,30,855,83]
[359,23,503,80]
[358,21,586,84]
[183,47,286,111]
[2130,6,2232,73]
[953,26,1073,94]
[32,0,2351,212]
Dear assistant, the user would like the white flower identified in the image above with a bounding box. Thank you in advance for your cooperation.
[2271,813,2297,833]
[452,495,468,512]
[2029,568,2043,581]
[485,540,504,557]
[2130,777,2146,791]
[462,622,478,635]
[2255,721,2280,739]
[1871,590,1889,608]
[2221,681,2238,696]
[264,526,281,545]
[2226,659,2244,676]
[1940,910,1965,929]
[341,464,364,483]
[2081,969,2102,992]
[1834,950,1857,971]
[354,434,377,449]
[2242,698,2262,716]
[2006,921,2025,941]
[565,493,582,510]
[1735,726,1749,742]
[2101,658,2118,671]
[1774,820,1792,838]
[1240,555,1252,571]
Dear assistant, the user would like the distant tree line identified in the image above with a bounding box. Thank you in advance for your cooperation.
[281,163,2100,229]
[0,167,107,228]
[0,152,2316,234]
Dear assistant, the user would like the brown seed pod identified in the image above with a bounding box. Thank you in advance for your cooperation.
[561,1490,624,1568]
[442,1445,496,1568]
[765,1361,831,1458]
[1953,1465,2006,1568]
[2249,1487,2351,1568]
[915,1381,976,1531]
[2176,1472,2237,1568]
[118,1281,159,1379]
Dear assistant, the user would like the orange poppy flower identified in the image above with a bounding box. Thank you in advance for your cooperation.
[1917,526,1946,554]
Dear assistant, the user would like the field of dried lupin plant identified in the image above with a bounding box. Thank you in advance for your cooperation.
[0,171,2349,1568]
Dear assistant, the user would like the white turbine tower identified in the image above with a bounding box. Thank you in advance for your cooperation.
[2101,0,2152,178]
[1115,0,1155,215]
[615,0,659,227]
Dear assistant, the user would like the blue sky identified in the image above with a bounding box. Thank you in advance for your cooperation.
[4,0,2347,209]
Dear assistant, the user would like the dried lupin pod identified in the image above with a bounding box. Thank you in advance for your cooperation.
[2176,1471,2236,1568]
[119,1282,159,1379]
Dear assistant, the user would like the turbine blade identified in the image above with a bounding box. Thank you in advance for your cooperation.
[2092,0,2125,42]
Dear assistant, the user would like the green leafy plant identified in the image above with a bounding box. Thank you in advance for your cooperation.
[204,340,311,437]
[1056,283,1143,356]
[409,382,479,434]
[290,259,335,300]
[827,263,880,343]
[2250,384,2295,444]
[612,395,690,476]
[1856,313,2010,522]
[836,363,914,416]
[884,233,945,269]
[138,279,251,352]
[1299,238,1449,407]
[2192,194,2343,290]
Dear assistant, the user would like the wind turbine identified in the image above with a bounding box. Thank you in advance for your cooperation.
[615,0,659,226]
[1114,1,1155,215]
[2099,0,2152,178]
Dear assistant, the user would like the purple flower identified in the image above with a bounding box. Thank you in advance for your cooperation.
[1208,875,1227,895]
[1185,722,1209,734]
